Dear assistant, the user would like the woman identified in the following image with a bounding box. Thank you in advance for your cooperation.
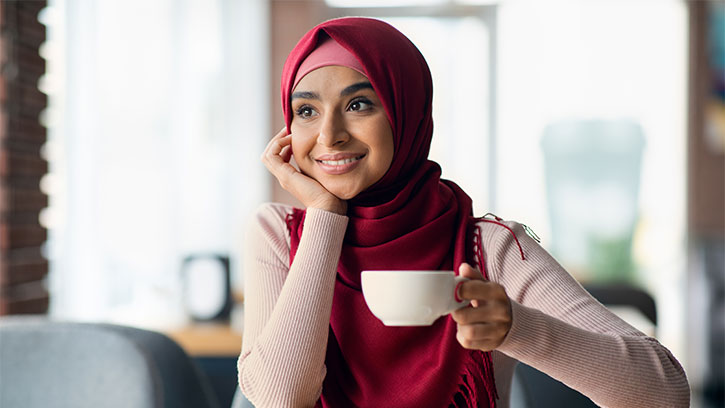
[238,17,689,408]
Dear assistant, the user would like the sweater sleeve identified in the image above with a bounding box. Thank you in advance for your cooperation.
[481,220,690,408]
[237,203,348,408]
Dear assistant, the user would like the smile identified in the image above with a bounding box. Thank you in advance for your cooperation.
[319,155,364,166]
[315,154,366,175]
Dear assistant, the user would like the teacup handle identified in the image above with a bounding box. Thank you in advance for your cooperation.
[447,276,471,313]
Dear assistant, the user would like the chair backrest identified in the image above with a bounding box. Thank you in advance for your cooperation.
[0,318,219,408]
[513,363,598,408]
[231,387,255,408]
[584,283,657,326]
[513,283,658,407]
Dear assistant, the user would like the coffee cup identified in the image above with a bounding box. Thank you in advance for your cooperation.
[361,270,470,326]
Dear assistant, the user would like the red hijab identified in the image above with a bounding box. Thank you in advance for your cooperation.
[283,17,497,408]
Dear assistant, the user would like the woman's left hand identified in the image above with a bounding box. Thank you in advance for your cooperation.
[451,263,513,351]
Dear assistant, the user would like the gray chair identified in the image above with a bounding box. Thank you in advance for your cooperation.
[231,387,254,408]
[0,317,220,408]
[584,283,657,327]
[513,363,597,408]
[512,284,658,407]
[233,380,531,408]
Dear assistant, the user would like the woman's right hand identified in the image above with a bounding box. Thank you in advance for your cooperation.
[261,127,347,215]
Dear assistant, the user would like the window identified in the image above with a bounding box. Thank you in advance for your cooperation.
[41,0,269,326]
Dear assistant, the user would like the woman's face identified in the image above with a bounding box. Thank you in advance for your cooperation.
[290,66,394,200]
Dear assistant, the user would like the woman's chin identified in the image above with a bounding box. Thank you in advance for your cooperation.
[320,178,377,201]
[324,180,381,201]
[324,184,362,201]
[330,190,358,201]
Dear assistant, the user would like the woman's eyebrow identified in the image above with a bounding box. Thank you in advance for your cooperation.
[291,82,372,100]
[340,81,373,96]
[291,91,319,100]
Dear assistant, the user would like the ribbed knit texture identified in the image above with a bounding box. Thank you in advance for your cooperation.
[238,203,690,408]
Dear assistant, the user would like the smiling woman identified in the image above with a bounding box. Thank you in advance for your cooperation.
[241,16,690,408]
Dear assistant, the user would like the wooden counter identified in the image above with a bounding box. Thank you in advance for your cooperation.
[166,322,242,357]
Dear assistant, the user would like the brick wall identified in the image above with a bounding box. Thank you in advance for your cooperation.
[0,0,49,315]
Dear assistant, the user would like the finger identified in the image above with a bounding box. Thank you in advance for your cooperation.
[456,328,502,351]
[273,126,288,138]
[456,263,483,307]
[280,145,293,162]
[262,134,292,166]
[456,280,499,303]
[267,133,292,154]
[458,262,484,280]
[262,148,298,185]
[457,322,502,341]
[450,298,511,325]
[262,128,289,159]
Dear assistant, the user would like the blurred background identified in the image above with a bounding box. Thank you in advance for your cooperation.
[0,0,722,407]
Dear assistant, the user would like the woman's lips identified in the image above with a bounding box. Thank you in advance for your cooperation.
[315,153,366,175]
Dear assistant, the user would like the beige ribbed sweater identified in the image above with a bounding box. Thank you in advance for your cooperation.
[238,203,690,408]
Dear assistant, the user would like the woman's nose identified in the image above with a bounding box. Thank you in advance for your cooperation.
[317,111,349,147]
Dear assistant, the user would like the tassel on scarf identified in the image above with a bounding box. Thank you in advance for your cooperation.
[449,350,498,408]
[455,217,526,408]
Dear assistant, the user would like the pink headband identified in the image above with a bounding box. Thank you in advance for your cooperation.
[292,36,367,91]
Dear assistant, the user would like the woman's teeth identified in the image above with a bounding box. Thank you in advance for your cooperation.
[319,156,363,166]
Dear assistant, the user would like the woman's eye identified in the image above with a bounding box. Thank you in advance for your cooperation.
[348,99,372,112]
[295,106,317,118]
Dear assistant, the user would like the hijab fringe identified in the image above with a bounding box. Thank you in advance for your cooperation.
[468,218,528,408]
[467,225,500,408]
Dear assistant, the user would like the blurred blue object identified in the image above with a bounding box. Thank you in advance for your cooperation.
[541,119,646,282]
[513,362,597,408]
[0,318,220,408]
[700,237,725,407]
[231,387,255,408]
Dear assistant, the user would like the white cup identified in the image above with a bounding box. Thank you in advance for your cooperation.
[361,270,470,326]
